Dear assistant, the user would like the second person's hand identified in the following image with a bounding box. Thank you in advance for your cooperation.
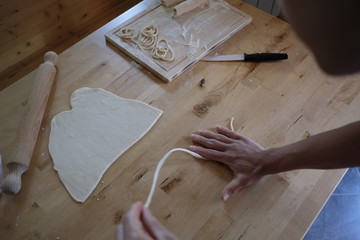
[116,202,178,240]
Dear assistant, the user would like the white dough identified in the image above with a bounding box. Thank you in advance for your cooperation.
[144,148,204,208]
[161,0,184,7]
[48,87,163,202]
[173,0,208,17]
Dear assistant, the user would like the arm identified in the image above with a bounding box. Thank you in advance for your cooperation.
[190,121,360,200]
[265,121,360,173]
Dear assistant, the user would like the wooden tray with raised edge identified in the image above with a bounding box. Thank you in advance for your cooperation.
[105,0,251,82]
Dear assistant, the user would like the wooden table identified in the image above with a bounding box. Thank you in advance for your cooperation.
[1,0,359,239]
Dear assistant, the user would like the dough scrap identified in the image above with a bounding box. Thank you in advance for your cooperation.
[161,0,184,7]
[49,87,163,202]
[173,0,208,17]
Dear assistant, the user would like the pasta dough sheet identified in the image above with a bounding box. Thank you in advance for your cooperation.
[48,87,163,202]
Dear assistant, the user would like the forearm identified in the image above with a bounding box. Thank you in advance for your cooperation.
[262,121,360,175]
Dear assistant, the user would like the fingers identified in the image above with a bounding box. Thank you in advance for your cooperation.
[216,125,265,150]
[189,145,224,161]
[222,173,261,201]
[122,202,153,239]
[190,128,239,163]
[120,202,177,240]
[124,201,143,228]
[142,207,178,240]
[222,174,245,201]
[191,125,245,154]
[216,125,242,140]
[197,129,234,143]
[191,133,228,151]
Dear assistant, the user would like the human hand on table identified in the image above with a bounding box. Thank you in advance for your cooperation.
[190,125,268,201]
[116,202,178,240]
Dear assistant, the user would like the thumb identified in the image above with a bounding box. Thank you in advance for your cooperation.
[142,207,170,238]
[222,173,260,201]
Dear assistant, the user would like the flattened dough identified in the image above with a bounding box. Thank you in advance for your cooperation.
[49,87,163,202]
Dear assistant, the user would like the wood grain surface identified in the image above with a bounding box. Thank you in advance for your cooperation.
[1,0,359,239]
[0,0,141,91]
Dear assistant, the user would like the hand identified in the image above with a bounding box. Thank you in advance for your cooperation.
[116,202,178,240]
[190,125,268,201]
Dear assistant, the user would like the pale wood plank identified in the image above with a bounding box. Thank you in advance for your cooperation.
[0,0,141,91]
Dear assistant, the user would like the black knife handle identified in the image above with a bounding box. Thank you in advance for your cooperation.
[244,53,288,62]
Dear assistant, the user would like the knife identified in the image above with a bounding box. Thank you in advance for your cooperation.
[201,53,288,62]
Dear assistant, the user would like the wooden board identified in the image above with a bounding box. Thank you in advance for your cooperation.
[105,0,251,82]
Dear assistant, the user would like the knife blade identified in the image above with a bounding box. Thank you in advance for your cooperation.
[201,53,288,62]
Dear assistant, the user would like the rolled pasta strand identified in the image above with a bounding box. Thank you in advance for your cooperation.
[152,39,175,61]
[139,35,157,49]
[117,27,138,46]
[139,25,159,50]
[117,27,137,40]
[230,117,235,131]
[144,148,204,208]
[173,0,208,17]
[117,27,143,49]
[144,118,236,208]
[142,25,159,37]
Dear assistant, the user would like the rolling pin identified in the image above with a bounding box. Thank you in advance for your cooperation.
[161,0,184,7]
[173,0,208,17]
[1,51,58,194]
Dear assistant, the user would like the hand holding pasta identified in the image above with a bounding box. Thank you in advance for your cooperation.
[116,202,178,240]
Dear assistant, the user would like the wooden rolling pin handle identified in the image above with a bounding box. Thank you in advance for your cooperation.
[1,51,58,195]
[44,51,58,65]
[1,163,27,194]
